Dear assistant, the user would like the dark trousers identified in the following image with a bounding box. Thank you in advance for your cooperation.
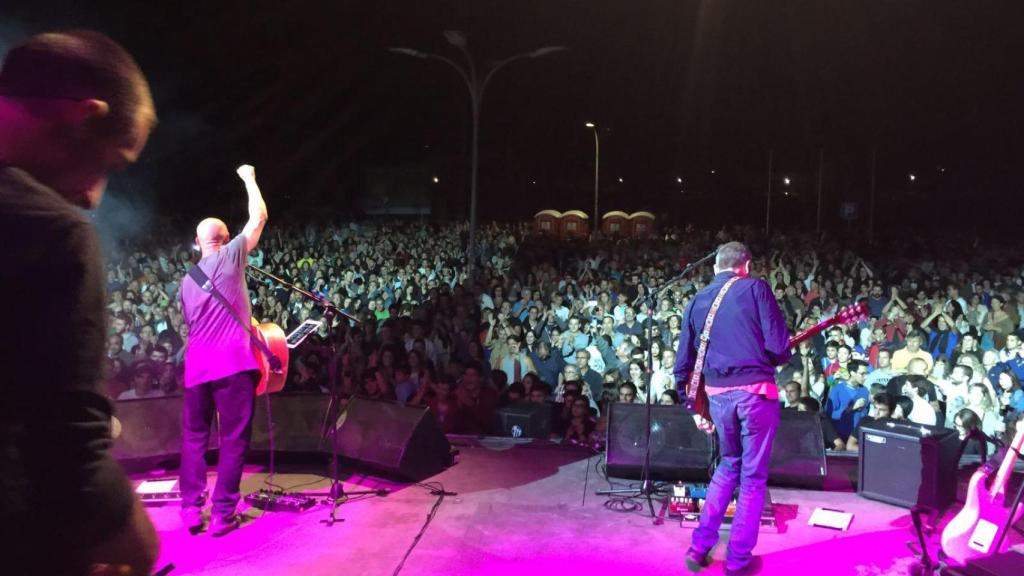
[691,389,779,572]
[180,370,257,519]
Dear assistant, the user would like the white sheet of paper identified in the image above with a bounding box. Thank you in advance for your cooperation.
[136,479,179,494]
[808,507,853,531]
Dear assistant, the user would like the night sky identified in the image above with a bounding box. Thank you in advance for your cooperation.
[3,1,1023,233]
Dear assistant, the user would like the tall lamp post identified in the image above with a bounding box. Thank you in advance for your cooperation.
[585,122,599,235]
[391,32,565,280]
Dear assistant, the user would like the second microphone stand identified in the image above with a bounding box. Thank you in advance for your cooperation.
[596,249,718,520]
[247,265,386,526]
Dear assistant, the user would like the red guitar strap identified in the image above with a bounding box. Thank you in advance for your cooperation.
[686,276,742,413]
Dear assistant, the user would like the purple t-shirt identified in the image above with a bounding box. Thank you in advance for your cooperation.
[182,234,259,387]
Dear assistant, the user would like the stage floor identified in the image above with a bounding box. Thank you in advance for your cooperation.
[137,438,1024,576]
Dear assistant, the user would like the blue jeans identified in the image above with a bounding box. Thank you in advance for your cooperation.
[691,389,779,571]
[180,370,257,520]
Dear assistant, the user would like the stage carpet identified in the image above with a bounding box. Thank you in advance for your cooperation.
[136,437,1024,576]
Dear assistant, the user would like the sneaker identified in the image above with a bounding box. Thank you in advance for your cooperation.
[209,514,241,537]
[724,556,762,576]
[180,507,205,535]
[684,548,710,572]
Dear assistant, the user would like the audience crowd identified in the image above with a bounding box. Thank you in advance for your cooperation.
[103,220,1024,452]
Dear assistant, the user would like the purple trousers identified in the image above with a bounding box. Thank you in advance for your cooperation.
[691,389,779,572]
[180,370,257,520]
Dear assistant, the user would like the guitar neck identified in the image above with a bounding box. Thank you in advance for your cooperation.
[788,316,842,349]
[990,423,1024,501]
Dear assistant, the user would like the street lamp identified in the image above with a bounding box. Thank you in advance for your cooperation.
[391,33,565,279]
[585,122,599,233]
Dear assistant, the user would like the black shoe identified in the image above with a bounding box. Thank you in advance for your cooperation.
[685,548,710,572]
[180,506,205,535]
[209,514,240,537]
[724,556,762,576]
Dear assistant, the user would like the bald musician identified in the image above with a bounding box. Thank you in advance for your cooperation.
[178,164,267,536]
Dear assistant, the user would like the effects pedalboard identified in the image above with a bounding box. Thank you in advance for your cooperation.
[668,483,777,532]
[244,489,318,512]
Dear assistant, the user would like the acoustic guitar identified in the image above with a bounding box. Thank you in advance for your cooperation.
[251,319,288,395]
[941,417,1024,564]
[687,301,870,429]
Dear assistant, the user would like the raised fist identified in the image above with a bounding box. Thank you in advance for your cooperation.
[236,164,256,182]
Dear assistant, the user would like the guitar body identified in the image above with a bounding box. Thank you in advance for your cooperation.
[941,466,1024,563]
[941,424,1024,565]
[691,374,710,422]
[251,321,289,395]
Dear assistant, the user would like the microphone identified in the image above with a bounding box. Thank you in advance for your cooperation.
[655,248,717,298]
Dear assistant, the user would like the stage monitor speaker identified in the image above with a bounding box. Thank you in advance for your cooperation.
[605,403,716,482]
[497,402,552,438]
[857,419,959,509]
[333,397,452,481]
[251,393,331,453]
[113,396,205,461]
[769,409,827,489]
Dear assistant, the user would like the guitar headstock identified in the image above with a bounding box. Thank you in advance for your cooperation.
[789,300,872,350]
[836,301,870,326]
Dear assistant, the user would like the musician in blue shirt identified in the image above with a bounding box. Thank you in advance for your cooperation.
[675,242,791,576]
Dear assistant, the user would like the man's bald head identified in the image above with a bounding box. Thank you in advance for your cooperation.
[907,358,929,376]
[196,218,229,256]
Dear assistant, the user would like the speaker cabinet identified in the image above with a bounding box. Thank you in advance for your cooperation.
[112,396,207,460]
[769,410,827,489]
[333,397,452,480]
[858,419,959,509]
[251,393,331,453]
[496,402,553,438]
[605,403,716,481]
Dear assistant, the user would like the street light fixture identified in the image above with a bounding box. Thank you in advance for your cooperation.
[390,33,565,279]
[585,122,599,232]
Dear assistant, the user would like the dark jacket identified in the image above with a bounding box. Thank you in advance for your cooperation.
[674,272,792,389]
[529,350,564,389]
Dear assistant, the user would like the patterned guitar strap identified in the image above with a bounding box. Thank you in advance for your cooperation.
[686,275,742,420]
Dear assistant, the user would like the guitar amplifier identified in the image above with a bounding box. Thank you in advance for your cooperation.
[857,419,960,509]
[497,402,552,439]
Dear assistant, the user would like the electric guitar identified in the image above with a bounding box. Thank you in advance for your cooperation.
[941,418,1024,564]
[252,319,288,395]
[687,301,870,430]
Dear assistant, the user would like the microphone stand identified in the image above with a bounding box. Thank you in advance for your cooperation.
[246,266,385,526]
[596,249,718,521]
